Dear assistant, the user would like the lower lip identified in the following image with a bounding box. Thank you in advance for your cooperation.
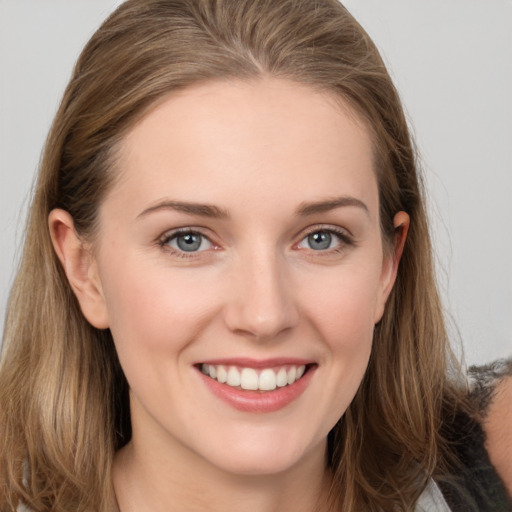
[197,366,316,413]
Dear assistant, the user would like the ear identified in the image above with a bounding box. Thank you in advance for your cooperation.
[48,209,109,329]
[374,211,410,324]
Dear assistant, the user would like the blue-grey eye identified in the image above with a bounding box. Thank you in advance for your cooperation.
[298,230,339,251]
[308,231,332,250]
[169,232,211,252]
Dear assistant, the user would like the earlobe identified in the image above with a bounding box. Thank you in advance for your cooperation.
[48,209,109,329]
[374,211,410,324]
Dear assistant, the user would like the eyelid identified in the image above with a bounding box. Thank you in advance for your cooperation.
[158,227,219,257]
[293,224,355,252]
[298,224,354,242]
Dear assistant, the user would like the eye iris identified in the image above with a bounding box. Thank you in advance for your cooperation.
[177,233,202,252]
[308,231,332,250]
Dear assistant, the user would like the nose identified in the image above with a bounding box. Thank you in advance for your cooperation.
[223,251,300,340]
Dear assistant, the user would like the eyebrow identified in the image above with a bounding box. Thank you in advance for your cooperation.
[295,196,369,216]
[137,200,230,219]
[137,195,368,220]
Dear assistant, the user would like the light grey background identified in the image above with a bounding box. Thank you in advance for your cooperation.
[1,1,511,366]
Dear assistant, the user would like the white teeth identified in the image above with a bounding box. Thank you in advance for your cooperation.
[259,369,277,391]
[276,367,288,387]
[200,363,309,391]
[240,368,259,390]
[227,366,241,387]
[216,365,228,383]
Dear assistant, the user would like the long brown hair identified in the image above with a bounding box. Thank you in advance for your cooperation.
[0,1,462,510]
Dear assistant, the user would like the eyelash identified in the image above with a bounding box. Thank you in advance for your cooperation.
[158,228,215,259]
[296,225,355,255]
[157,225,355,259]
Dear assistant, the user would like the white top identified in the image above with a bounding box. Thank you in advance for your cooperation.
[416,479,452,511]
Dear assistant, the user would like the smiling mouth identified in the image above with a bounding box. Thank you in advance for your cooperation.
[198,363,311,392]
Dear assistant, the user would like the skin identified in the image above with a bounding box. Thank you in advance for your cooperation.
[49,78,408,512]
[484,376,512,497]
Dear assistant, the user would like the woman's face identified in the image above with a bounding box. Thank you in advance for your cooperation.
[88,78,401,476]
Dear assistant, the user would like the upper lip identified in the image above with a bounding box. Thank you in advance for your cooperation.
[196,357,314,369]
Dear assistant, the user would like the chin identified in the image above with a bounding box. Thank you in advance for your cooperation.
[195,429,325,477]
[206,452,305,477]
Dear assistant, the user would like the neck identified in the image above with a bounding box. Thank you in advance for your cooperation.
[113,425,332,512]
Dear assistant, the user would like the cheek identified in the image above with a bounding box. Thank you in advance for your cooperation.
[299,265,381,414]
[97,257,226,420]
[317,280,375,380]
[98,255,221,361]
[303,262,383,340]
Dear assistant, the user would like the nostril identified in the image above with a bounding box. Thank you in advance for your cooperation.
[224,304,300,340]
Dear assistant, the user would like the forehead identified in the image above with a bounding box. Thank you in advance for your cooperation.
[108,78,378,219]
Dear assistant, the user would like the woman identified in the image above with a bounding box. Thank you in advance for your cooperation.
[0,1,508,510]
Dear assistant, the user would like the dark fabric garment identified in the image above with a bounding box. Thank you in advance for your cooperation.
[436,359,512,511]
[436,406,511,511]
[468,359,512,413]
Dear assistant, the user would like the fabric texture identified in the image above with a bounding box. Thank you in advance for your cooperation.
[435,359,512,512]
[416,479,452,511]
